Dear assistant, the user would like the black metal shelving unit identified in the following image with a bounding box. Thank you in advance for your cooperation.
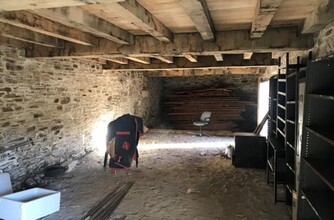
[267,53,306,206]
[285,56,306,209]
[297,55,334,220]
[266,56,287,203]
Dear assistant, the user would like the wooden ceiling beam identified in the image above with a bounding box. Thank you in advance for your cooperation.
[213,54,224,62]
[0,0,125,11]
[83,0,173,42]
[152,56,174,64]
[104,57,129,64]
[0,11,97,46]
[0,35,33,49]
[123,56,150,64]
[27,28,314,58]
[184,55,198,63]
[244,52,253,60]
[302,0,334,34]
[103,53,277,71]
[179,0,215,41]
[0,23,63,48]
[77,57,107,65]
[251,0,283,38]
[31,7,133,44]
[146,67,267,77]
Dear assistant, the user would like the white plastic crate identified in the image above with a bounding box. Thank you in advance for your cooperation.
[0,187,60,220]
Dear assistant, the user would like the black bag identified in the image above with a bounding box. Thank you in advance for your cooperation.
[103,114,143,169]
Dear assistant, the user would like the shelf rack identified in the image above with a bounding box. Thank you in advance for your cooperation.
[297,55,334,220]
[266,53,307,207]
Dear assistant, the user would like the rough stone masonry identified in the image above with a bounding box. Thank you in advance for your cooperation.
[0,46,162,187]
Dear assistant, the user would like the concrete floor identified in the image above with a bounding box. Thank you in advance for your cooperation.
[43,130,290,220]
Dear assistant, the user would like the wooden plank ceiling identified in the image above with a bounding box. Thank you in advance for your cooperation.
[0,0,333,76]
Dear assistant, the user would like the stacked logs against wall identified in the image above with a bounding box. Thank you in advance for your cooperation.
[164,88,257,132]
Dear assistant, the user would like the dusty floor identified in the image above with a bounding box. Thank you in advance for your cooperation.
[44,130,290,220]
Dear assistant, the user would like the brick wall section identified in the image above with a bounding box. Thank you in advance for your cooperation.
[0,46,161,185]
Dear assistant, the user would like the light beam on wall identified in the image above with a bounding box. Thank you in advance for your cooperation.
[258,81,269,136]
[91,112,114,156]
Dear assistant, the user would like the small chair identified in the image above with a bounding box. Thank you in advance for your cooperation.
[193,111,211,136]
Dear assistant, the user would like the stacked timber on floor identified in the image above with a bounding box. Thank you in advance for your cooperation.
[164,88,256,132]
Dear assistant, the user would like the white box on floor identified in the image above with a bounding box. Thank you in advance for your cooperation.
[0,187,61,220]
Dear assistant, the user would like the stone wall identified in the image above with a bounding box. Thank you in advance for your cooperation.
[313,20,334,58]
[0,45,161,186]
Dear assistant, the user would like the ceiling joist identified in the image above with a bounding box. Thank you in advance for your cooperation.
[124,56,150,64]
[146,67,267,77]
[179,0,215,41]
[27,28,314,58]
[103,53,277,71]
[152,56,174,64]
[184,55,198,63]
[0,11,97,46]
[244,52,253,60]
[104,57,129,64]
[213,54,224,62]
[0,0,125,11]
[31,7,133,44]
[251,0,283,38]
[83,0,173,42]
[0,23,63,48]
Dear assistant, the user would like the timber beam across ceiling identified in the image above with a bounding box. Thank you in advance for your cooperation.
[0,0,125,11]
[184,55,198,63]
[244,52,253,60]
[213,54,224,62]
[123,56,151,64]
[179,0,215,41]
[145,67,267,77]
[102,53,277,71]
[30,7,133,44]
[26,27,314,58]
[251,0,283,38]
[151,56,174,64]
[0,11,98,46]
[0,22,64,48]
[82,0,173,42]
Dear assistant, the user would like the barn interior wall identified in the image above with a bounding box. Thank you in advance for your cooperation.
[160,74,259,132]
[0,45,162,186]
